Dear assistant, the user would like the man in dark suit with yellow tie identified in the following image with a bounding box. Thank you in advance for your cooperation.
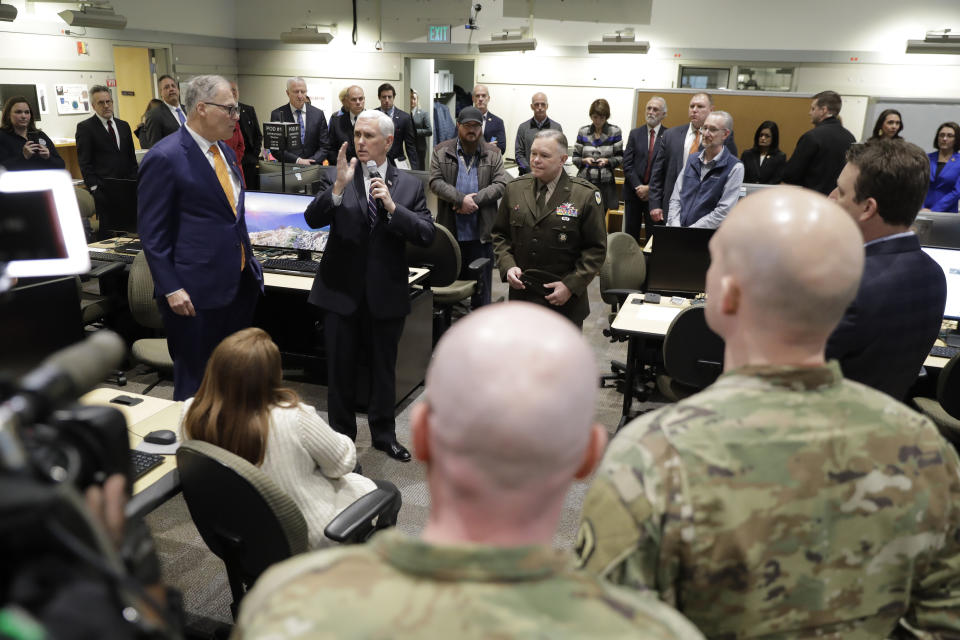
[138,74,263,400]
[622,96,667,242]
[75,84,138,238]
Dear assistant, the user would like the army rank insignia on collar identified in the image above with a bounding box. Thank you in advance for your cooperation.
[556,202,579,217]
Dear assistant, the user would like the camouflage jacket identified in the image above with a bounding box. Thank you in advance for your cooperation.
[234,529,704,639]
[577,362,960,639]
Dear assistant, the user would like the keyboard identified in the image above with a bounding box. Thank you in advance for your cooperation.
[930,344,960,359]
[261,258,320,274]
[131,450,165,480]
[89,251,135,264]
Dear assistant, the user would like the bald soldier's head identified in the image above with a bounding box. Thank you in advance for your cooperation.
[411,303,606,546]
[705,186,864,370]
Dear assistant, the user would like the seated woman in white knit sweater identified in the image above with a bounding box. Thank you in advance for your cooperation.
[180,327,376,549]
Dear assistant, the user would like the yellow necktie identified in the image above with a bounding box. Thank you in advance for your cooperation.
[209,144,244,270]
[689,130,701,156]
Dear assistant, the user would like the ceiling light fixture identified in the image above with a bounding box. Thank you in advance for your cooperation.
[280,25,336,44]
[478,30,536,53]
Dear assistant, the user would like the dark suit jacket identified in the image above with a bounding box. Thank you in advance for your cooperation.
[826,234,946,399]
[741,148,786,184]
[649,124,738,215]
[75,115,138,189]
[269,103,328,165]
[481,111,506,154]
[138,126,263,308]
[140,103,182,149]
[378,107,419,169]
[783,116,855,195]
[304,164,435,318]
[327,113,356,165]
[237,102,262,167]
[622,124,665,210]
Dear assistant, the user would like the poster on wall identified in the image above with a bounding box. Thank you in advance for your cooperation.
[55,84,90,114]
[36,85,49,114]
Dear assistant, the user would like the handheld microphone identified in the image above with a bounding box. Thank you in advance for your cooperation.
[366,160,384,209]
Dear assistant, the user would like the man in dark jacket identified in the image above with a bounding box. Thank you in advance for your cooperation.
[783,90,856,195]
[429,106,508,308]
[826,139,946,399]
[230,81,262,190]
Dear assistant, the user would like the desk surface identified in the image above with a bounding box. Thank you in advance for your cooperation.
[80,388,181,516]
[611,294,691,336]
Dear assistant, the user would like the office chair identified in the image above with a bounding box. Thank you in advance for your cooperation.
[656,306,725,402]
[74,185,97,241]
[913,353,960,449]
[406,223,489,342]
[598,232,647,391]
[177,440,402,619]
[127,252,173,393]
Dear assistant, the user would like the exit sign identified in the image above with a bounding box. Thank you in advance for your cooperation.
[428,25,451,43]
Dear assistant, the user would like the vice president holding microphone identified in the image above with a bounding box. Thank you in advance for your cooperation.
[304,109,435,462]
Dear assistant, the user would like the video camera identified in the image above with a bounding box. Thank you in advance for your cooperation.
[0,169,180,638]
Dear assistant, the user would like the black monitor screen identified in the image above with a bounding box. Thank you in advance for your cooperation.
[0,84,41,123]
[0,189,65,261]
[245,191,328,251]
[646,226,715,295]
[922,246,960,321]
[0,276,83,380]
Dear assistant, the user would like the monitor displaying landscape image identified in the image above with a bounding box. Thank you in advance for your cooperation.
[245,191,328,251]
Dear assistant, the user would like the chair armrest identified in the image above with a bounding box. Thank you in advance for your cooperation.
[467,257,490,272]
[323,483,402,544]
[87,261,126,279]
[602,287,643,308]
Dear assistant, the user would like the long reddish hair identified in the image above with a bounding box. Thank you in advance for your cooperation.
[183,328,298,465]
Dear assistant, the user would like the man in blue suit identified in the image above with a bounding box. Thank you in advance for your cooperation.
[826,139,947,400]
[138,74,263,400]
[305,110,435,461]
[472,84,506,154]
[649,92,737,226]
[269,77,329,166]
[622,96,667,241]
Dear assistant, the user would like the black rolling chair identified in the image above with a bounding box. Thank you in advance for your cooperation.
[656,306,725,401]
[913,353,960,449]
[598,232,648,393]
[176,440,402,619]
[406,223,489,342]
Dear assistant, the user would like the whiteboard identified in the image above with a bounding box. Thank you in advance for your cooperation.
[864,98,960,151]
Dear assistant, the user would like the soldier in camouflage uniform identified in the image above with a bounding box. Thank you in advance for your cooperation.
[235,303,703,639]
[491,129,607,327]
[577,186,960,638]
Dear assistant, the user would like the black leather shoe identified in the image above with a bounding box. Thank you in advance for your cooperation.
[374,440,411,462]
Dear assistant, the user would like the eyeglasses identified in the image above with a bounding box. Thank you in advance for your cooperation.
[203,102,239,117]
[699,125,727,134]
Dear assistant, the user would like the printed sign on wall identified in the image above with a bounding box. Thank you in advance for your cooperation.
[55,84,90,114]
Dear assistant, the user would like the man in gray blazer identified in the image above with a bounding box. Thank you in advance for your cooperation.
[140,74,185,148]
[429,106,508,308]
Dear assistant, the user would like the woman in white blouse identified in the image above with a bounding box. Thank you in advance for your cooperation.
[181,327,376,549]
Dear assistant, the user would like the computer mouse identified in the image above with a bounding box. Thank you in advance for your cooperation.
[144,429,177,445]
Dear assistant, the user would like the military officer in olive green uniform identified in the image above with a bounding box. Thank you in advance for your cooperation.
[577,186,960,638]
[492,129,607,327]
[235,304,704,640]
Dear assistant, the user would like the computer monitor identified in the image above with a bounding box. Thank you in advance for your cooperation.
[913,212,960,249]
[97,177,138,237]
[645,226,715,295]
[245,191,328,256]
[0,276,84,380]
[922,247,960,320]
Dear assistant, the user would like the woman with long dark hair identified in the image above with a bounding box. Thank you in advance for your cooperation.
[740,120,785,184]
[0,95,65,171]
